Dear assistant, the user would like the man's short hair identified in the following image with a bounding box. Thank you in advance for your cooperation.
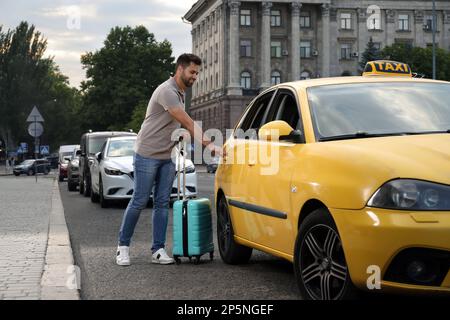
[176,53,202,70]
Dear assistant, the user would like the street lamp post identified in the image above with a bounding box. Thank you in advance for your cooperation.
[432,0,436,79]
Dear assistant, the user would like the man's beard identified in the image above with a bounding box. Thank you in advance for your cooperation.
[181,75,194,88]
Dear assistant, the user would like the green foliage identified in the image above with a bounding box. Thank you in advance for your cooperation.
[79,25,175,132]
[359,37,382,71]
[382,43,450,80]
[0,21,82,155]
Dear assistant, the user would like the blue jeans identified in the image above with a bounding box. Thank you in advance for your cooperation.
[119,153,176,253]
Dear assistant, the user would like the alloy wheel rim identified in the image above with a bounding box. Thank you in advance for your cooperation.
[218,200,231,253]
[299,224,348,300]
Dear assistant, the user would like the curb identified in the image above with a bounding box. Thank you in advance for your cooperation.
[40,180,80,300]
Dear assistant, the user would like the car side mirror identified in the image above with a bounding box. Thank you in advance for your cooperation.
[76,150,82,156]
[280,129,304,143]
[96,152,102,162]
[258,120,295,142]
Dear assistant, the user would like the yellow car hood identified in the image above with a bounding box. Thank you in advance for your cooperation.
[300,134,450,209]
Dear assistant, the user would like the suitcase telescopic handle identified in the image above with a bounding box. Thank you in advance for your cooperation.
[177,136,187,201]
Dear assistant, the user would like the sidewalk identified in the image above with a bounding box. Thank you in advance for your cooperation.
[0,175,79,300]
[0,164,13,176]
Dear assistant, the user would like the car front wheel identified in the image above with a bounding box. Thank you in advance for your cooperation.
[294,208,358,300]
[217,195,252,264]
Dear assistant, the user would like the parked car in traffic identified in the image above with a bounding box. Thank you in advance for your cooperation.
[58,145,79,181]
[90,136,197,208]
[206,156,219,173]
[78,131,137,197]
[215,61,450,299]
[67,146,81,191]
[13,159,51,176]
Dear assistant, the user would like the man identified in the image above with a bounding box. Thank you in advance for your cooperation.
[116,53,222,266]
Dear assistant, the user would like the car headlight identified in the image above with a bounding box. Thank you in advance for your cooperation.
[368,179,450,211]
[104,167,124,176]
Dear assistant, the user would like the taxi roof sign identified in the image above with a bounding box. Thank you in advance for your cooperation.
[363,60,412,77]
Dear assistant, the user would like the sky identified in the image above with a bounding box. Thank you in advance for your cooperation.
[0,0,199,88]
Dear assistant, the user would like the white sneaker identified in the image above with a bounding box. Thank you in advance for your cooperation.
[116,246,130,266]
[152,248,174,265]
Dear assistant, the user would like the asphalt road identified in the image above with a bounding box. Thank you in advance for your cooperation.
[60,171,301,300]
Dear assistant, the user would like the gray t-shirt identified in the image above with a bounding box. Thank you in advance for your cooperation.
[135,77,185,159]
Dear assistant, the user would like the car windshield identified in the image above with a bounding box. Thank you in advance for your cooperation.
[88,137,108,155]
[307,82,450,141]
[20,160,34,165]
[60,152,72,163]
[107,139,135,157]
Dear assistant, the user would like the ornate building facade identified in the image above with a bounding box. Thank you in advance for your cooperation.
[184,0,450,134]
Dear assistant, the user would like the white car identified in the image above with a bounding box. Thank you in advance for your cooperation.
[90,136,197,208]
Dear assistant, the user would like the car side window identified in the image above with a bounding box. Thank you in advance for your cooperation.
[239,91,275,132]
[267,89,302,131]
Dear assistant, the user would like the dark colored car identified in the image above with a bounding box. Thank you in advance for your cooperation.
[79,131,136,197]
[46,154,59,169]
[67,147,81,191]
[13,159,51,176]
[206,156,219,173]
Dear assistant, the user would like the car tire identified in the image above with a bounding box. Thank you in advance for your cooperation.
[68,180,76,192]
[79,176,84,194]
[217,195,252,264]
[27,169,34,176]
[14,172,20,176]
[99,176,109,208]
[44,168,49,175]
[59,175,64,181]
[83,174,91,197]
[90,183,100,203]
[294,208,359,300]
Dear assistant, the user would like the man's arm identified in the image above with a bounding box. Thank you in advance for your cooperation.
[167,107,223,156]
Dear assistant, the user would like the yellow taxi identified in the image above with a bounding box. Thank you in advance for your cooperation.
[214,61,450,299]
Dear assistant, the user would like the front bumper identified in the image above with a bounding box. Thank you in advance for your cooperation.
[331,207,450,294]
[102,171,198,200]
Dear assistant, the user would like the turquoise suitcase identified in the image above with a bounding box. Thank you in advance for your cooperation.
[172,139,214,264]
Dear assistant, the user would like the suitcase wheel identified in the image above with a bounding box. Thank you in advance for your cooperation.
[174,256,181,265]
[209,251,214,261]
[194,256,201,265]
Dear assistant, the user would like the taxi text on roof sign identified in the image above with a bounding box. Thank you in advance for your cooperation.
[363,60,412,77]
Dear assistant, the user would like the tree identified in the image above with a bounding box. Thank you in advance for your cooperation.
[359,37,382,71]
[0,21,82,156]
[382,43,450,81]
[79,25,175,132]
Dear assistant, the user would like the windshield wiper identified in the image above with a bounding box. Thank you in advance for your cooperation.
[400,129,450,135]
[319,131,405,142]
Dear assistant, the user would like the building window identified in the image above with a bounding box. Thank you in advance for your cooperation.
[398,14,409,31]
[300,41,311,58]
[215,43,219,62]
[216,73,219,88]
[271,10,281,27]
[340,44,352,59]
[271,41,282,58]
[241,71,251,89]
[240,9,251,26]
[210,46,213,65]
[300,71,311,80]
[300,12,311,28]
[373,42,382,50]
[368,16,381,30]
[271,71,281,85]
[240,40,252,57]
[204,49,207,67]
[340,13,352,30]
[424,16,435,31]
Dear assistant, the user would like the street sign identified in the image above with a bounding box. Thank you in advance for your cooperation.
[28,122,44,137]
[40,145,50,155]
[21,142,28,152]
[26,106,45,122]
